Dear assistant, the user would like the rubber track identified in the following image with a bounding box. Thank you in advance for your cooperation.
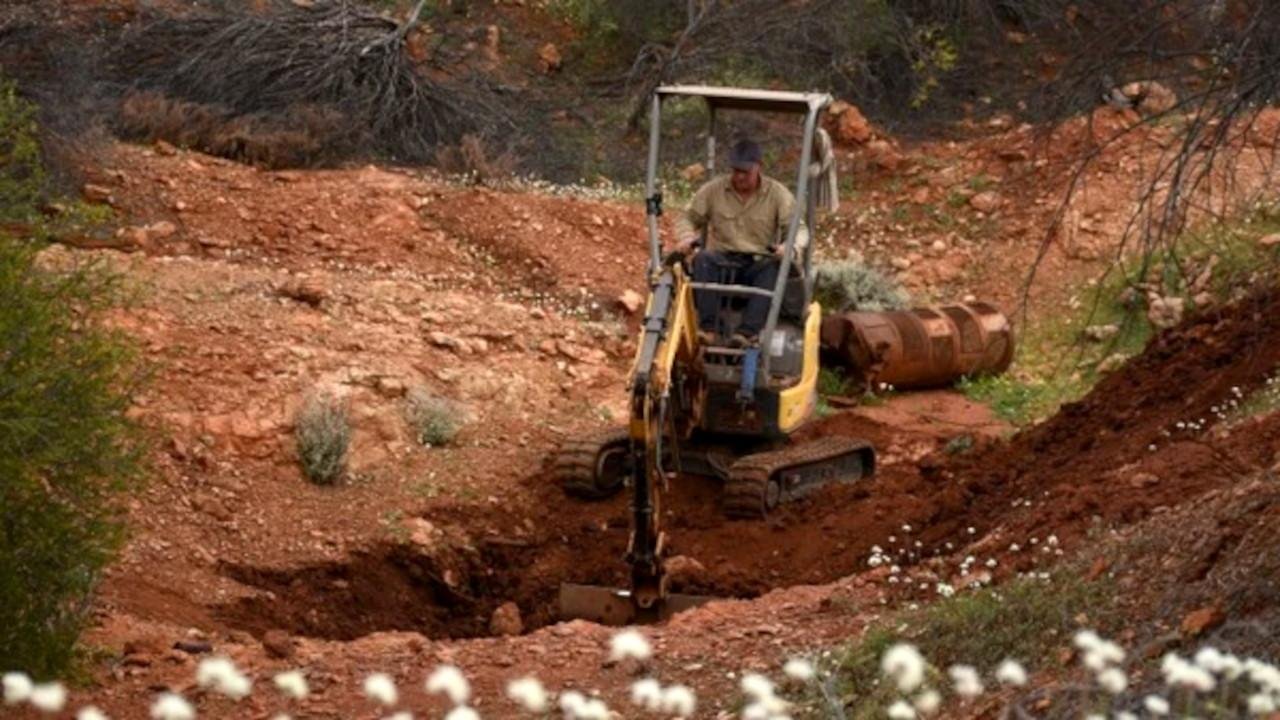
[553,427,631,500]
[722,435,873,519]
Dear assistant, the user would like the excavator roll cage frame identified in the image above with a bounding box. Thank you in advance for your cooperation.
[558,85,873,626]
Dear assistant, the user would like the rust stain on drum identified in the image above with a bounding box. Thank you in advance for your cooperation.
[820,303,1015,390]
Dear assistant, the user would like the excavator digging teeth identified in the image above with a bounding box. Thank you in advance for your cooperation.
[553,428,632,500]
[559,584,714,625]
[723,436,876,519]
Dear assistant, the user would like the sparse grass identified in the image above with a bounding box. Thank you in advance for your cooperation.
[833,574,1117,719]
[294,392,351,485]
[962,203,1280,426]
[405,387,461,447]
[1223,367,1280,425]
[818,366,857,398]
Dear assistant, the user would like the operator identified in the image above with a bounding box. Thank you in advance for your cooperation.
[674,138,808,348]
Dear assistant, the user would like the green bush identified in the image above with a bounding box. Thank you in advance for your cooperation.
[295,392,351,485]
[0,78,46,223]
[405,387,461,447]
[0,238,143,678]
[815,252,911,312]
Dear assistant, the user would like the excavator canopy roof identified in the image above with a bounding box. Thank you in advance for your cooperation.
[655,85,832,115]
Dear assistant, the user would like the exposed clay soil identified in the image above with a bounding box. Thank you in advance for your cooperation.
[10,113,1280,718]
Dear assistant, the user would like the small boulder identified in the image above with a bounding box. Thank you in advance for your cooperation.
[968,191,1002,214]
[617,289,644,315]
[278,277,328,307]
[261,629,295,660]
[83,183,113,203]
[865,139,901,171]
[665,555,707,587]
[1083,324,1119,342]
[489,602,523,636]
[1180,605,1225,638]
[1128,472,1159,489]
[1097,353,1129,374]
[1146,295,1184,329]
[830,101,873,145]
[1121,81,1178,116]
[537,43,562,73]
[679,162,706,183]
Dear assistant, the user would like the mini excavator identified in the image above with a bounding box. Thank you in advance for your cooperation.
[555,86,876,625]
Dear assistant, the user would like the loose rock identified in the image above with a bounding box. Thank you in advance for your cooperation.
[489,602,523,636]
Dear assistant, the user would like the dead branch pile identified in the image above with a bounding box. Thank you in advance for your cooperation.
[114,0,512,167]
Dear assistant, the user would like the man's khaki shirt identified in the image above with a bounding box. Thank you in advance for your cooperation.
[685,174,807,255]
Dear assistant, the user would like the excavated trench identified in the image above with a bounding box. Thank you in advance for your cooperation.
[216,289,1280,642]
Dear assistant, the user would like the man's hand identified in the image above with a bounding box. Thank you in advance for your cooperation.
[772,243,787,258]
[673,236,699,255]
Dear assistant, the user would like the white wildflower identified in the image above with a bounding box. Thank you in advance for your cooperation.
[629,678,662,711]
[506,677,548,713]
[1219,653,1245,680]
[1073,630,1102,652]
[1144,695,1170,716]
[783,658,815,682]
[1085,715,1104,720]
[78,707,109,720]
[385,713,413,720]
[741,703,770,720]
[1248,693,1277,715]
[948,665,984,698]
[741,673,775,701]
[609,629,652,662]
[995,659,1027,687]
[29,682,67,713]
[1194,647,1226,674]
[1090,638,1121,661]
[1115,712,1138,720]
[558,690,587,718]
[426,665,471,706]
[444,707,479,720]
[985,558,997,568]
[1162,653,1215,692]
[150,693,195,720]
[581,696,609,717]
[363,673,399,707]
[887,699,916,720]
[195,657,251,700]
[882,643,927,693]
[273,670,309,700]
[912,689,941,716]
[660,684,696,717]
[3,672,32,705]
[1096,667,1127,694]
[1245,658,1280,691]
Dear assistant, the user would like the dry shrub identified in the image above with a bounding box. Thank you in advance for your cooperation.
[118,91,357,168]
[434,134,518,186]
[294,392,350,485]
[113,1,512,168]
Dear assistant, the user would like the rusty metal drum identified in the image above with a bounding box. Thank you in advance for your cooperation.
[820,302,1015,390]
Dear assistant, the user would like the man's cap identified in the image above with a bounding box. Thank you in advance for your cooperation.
[728,139,763,170]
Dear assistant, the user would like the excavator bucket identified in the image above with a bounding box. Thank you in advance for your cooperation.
[559,584,715,625]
